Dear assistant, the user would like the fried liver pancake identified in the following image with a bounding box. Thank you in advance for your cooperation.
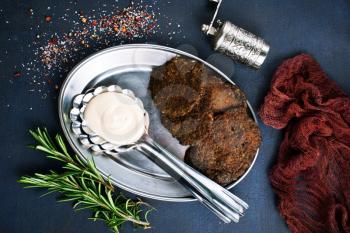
[149,56,261,186]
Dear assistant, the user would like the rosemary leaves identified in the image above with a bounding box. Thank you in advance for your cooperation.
[18,128,152,233]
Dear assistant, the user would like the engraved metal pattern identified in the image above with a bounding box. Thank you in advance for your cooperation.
[202,0,270,69]
[214,21,270,69]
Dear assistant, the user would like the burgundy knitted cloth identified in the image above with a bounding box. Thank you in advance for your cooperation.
[260,54,350,233]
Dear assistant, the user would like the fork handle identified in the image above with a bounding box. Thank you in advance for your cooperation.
[136,134,248,223]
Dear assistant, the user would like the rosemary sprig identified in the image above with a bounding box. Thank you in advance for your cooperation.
[18,128,152,233]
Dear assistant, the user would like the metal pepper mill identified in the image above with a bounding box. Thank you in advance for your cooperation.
[202,0,270,69]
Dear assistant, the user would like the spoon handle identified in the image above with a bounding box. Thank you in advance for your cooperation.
[136,134,248,223]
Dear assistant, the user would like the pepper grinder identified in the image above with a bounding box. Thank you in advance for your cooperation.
[202,0,270,69]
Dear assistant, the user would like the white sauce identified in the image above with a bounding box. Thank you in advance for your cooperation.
[84,92,146,145]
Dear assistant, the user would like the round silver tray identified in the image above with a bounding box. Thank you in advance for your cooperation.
[58,44,259,202]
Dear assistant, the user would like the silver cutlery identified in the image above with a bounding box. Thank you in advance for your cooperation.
[70,85,248,223]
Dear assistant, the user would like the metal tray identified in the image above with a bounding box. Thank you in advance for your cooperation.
[58,44,259,202]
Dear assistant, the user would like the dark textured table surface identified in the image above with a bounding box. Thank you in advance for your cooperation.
[1,1,349,233]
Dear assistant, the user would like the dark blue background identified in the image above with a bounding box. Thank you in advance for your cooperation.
[0,0,349,233]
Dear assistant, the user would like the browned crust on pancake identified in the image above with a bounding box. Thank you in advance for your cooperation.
[149,56,261,186]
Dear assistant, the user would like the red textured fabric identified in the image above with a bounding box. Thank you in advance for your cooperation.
[259,54,350,233]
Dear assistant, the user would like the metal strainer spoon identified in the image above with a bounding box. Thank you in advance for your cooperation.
[69,85,248,223]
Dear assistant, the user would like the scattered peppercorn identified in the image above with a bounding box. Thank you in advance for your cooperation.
[91,20,97,26]
[18,1,183,100]
[13,71,22,78]
[44,15,52,22]
[48,37,58,45]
